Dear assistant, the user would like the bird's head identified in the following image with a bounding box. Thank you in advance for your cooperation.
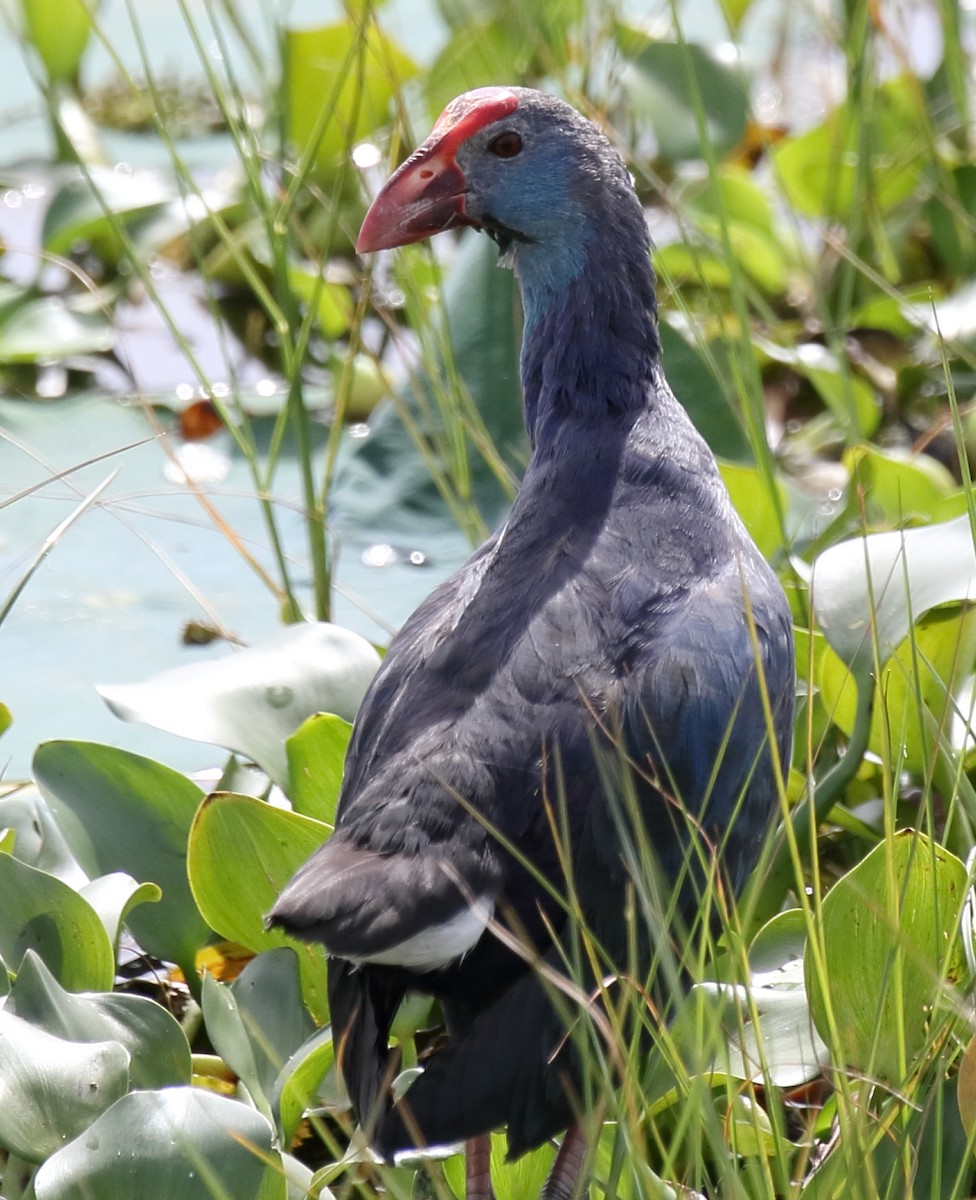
[357,87,635,269]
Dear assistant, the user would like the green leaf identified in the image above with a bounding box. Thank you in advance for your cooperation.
[773,75,924,218]
[812,514,976,666]
[32,740,211,980]
[33,1087,287,1200]
[845,445,957,525]
[0,1006,129,1162]
[805,830,968,1079]
[6,950,191,1090]
[0,295,114,364]
[425,21,533,119]
[286,712,352,824]
[660,319,751,461]
[188,793,330,1023]
[0,787,86,884]
[0,852,114,992]
[719,461,788,560]
[19,0,93,81]
[202,947,316,1135]
[79,873,162,953]
[42,167,176,258]
[617,32,751,163]
[0,701,12,737]
[284,21,417,183]
[273,1025,335,1145]
[442,1132,555,1200]
[98,622,380,790]
[818,603,976,772]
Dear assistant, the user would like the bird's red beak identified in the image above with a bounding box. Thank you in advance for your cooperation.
[356,88,520,254]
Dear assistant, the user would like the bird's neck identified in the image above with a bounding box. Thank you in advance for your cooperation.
[514,224,662,450]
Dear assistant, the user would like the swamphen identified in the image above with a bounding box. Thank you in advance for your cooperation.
[269,87,795,1200]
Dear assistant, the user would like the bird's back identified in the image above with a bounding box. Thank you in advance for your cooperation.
[271,375,794,1152]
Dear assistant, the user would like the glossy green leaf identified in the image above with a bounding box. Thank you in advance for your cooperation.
[719,461,787,559]
[0,295,114,364]
[425,21,531,119]
[0,852,114,992]
[0,702,12,737]
[818,603,976,772]
[805,830,968,1080]
[286,712,352,824]
[42,168,176,259]
[19,0,93,81]
[617,33,750,163]
[80,873,162,953]
[0,787,86,885]
[98,622,380,789]
[284,21,417,182]
[6,950,190,1089]
[812,514,976,666]
[773,76,924,218]
[660,320,751,461]
[273,1024,336,1145]
[442,1131,555,1200]
[202,947,316,1133]
[287,267,354,341]
[758,339,880,439]
[32,740,210,979]
[188,793,330,1023]
[33,1087,286,1200]
[0,1006,129,1162]
[845,445,957,525]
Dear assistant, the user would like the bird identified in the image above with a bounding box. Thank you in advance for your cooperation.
[269,86,795,1200]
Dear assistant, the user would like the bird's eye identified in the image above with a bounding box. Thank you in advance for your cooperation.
[488,131,523,159]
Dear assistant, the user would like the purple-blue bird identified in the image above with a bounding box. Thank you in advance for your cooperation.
[269,87,795,1200]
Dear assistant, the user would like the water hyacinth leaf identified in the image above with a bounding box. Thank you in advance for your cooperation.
[287,712,352,824]
[0,787,86,885]
[616,31,750,163]
[659,320,751,461]
[441,1134,556,1200]
[957,1032,976,1142]
[187,792,330,1023]
[33,740,210,979]
[758,340,879,439]
[20,0,93,81]
[287,266,354,341]
[79,873,162,953]
[425,20,532,119]
[42,167,176,258]
[201,947,315,1130]
[98,622,380,789]
[719,461,788,560]
[6,951,190,1090]
[0,1007,130,1162]
[33,1087,286,1200]
[273,1024,336,1145]
[0,295,115,364]
[804,830,968,1080]
[284,21,417,183]
[845,445,958,526]
[812,514,976,666]
[773,76,924,218]
[0,701,12,736]
[0,852,114,992]
[818,603,976,771]
[714,908,828,1088]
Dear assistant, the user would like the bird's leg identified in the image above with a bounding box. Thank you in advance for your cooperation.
[465,1134,495,1200]
[540,1122,588,1200]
